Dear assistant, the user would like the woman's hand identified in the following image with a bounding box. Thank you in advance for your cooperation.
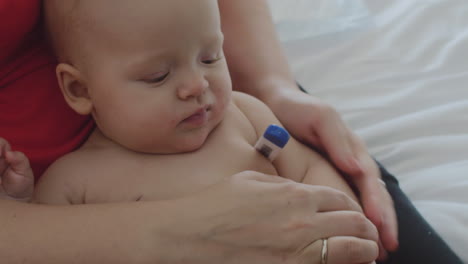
[0,138,34,202]
[264,87,399,259]
[159,171,379,264]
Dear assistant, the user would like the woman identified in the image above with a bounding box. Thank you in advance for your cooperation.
[1,0,459,263]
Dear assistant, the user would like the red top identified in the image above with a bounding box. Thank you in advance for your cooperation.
[0,0,94,179]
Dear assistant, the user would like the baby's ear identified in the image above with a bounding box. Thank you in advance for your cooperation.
[56,63,92,115]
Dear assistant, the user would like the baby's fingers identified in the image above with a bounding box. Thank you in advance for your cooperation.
[5,151,33,177]
[2,151,34,200]
[0,138,12,151]
[0,138,12,175]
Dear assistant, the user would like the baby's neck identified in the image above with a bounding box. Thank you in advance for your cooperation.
[82,128,132,153]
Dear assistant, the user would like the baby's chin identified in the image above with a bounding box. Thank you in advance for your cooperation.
[170,132,210,154]
[166,122,219,153]
[176,140,206,153]
[122,121,219,154]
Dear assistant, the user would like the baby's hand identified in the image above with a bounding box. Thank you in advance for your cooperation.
[0,138,34,202]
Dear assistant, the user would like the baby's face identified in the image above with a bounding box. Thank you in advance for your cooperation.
[77,0,231,153]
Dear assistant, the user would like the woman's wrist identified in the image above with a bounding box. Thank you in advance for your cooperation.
[141,196,232,264]
[0,198,213,264]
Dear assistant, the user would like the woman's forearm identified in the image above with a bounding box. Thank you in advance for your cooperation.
[219,0,297,101]
[0,199,173,264]
[1,171,380,264]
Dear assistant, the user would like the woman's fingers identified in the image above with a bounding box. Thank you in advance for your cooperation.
[233,170,292,183]
[378,186,399,252]
[313,211,379,243]
[301,236,378,264]
[314,107,362,176]
[236,172,363,213]
[295,211,380,263]
[188,171,382,264]
[309,186,363,213]
[353,159,399,256]
[327,237,379,264]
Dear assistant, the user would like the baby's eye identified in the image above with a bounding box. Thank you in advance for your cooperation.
[201,56,222,65]
[145,72,170,84]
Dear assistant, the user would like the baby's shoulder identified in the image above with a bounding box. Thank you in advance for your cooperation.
[43,148,102,177]
[33,150,90,204]
[34,148,110,203]
[232,91,263,106]
[230,91,277,127]
[231,91,272,115]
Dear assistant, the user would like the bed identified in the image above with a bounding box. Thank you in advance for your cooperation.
[268,0,468,261]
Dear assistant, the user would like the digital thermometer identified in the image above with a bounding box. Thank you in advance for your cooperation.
[254,124,290,161]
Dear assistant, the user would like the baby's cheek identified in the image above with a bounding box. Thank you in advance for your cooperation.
[161,111,179,129]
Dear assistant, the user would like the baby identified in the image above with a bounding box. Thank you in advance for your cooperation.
[32,0,359,207]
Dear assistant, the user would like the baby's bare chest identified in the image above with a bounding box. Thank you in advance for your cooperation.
[84,116,277,203]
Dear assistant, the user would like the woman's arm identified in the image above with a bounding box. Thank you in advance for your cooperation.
[0,199,168,264]
[219,0,398,255]
[1,171,378,264]
[219,0,296,99]
[218,0,368,175]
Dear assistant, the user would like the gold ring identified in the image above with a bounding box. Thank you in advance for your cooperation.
[321,238,328,264]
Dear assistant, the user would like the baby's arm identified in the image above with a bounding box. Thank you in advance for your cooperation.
[233,92,359,203]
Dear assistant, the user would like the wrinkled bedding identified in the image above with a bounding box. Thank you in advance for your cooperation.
[269,0,468,261]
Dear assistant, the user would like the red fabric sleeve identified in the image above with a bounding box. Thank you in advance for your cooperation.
[0,0,94,179]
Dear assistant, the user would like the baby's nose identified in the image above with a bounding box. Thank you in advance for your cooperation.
[177,73,209,100]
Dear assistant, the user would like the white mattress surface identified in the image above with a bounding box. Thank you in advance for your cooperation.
[269,0,468,261]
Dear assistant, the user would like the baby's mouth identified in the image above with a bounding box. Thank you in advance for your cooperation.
[181,106,211,126]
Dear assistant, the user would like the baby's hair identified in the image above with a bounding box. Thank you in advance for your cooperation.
[43,0,85,64]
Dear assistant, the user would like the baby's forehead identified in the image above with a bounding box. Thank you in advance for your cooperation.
[71,3,165,39]
[46,0,221,63]
[85,3,219,40]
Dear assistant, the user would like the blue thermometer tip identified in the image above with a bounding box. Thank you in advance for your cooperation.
[255,124,290,161]
[263,124,290,148]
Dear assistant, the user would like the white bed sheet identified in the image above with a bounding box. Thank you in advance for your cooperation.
[269,0,468,261]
